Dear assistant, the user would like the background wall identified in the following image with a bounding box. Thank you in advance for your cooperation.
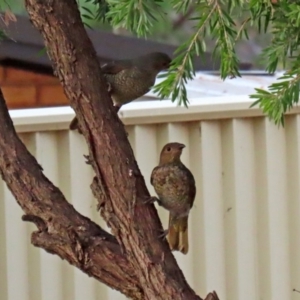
[0,66,68,109]
[1,97,300,300]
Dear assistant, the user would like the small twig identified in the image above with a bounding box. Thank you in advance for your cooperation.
[204,291,220,300]
[22,214,47,231]
[172,5,196,30]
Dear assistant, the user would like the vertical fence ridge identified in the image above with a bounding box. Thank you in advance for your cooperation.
[221,120,238,300]
[201,120,226,299]
[285,116,300,299]
[264,119,291,300]
[231,119,258,300]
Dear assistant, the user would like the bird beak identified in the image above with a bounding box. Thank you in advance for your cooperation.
[178,144,186,150]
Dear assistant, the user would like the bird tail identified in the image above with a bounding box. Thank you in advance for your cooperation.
[167,214,189,254]
[69,117,79,131]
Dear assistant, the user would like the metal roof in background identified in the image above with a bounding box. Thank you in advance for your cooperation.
[0,15,253,74]
[0,16,281,105]
[140,71,285,101]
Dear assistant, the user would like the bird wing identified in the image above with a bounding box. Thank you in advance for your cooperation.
[101,60,131,75]
[150,166,160,186]
[185,168,196,208]
[170,165,196,208]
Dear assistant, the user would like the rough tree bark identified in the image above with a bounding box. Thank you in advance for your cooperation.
[0,1,219,299]
[0,88,143,298]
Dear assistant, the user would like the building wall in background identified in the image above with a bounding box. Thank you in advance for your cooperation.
[0,66,68,108]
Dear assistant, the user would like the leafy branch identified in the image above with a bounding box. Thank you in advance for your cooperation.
[105,0,165,37]
[171,0,192,13]
[250,71,300,125]
[212,2,240,79]
[154,0,242,105]
[153,3,215,106]
[249,1,300,125]
[76,0,300,126]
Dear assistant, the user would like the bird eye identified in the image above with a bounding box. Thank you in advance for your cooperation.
[166,147,171,151]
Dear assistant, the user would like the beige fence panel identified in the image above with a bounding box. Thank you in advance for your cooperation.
[1,95,300,300]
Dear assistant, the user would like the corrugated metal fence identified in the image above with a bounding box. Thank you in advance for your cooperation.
[1,96,300,300]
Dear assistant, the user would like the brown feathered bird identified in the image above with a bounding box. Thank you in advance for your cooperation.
[150,142,196,254]
[69,52,171,131]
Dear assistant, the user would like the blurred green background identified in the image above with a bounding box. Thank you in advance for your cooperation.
[0,0,271,69]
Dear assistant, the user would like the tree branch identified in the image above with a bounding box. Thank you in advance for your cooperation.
[172,5,196,30]
[24,1,203,299]
[0,0,223,299]
[0,88,143,299]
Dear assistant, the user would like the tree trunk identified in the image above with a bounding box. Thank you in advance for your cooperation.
[0,88,143,299]
[0,0,219,299]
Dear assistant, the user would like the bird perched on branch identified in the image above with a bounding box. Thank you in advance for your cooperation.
[69,52,171,131]
[150,142,196,254]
